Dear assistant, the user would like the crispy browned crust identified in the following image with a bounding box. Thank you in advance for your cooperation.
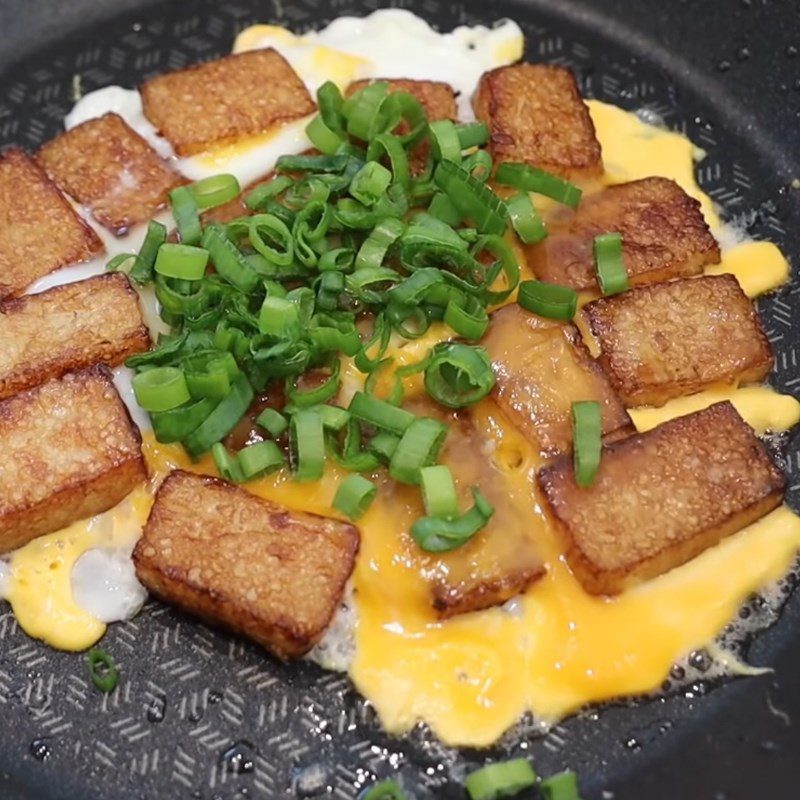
[133,470,360,659]
[37,113,183,235]
[140,49,316,156]
[583,274,773,407]
[482,304,633,456]
[473,63,602,179]
[537,401,786,595]
[529,177,721,291]
[405,401,545,617]
[347,78,458,175]
[0,365,146,553]
[0,147,103,299]
[0,273,151,401]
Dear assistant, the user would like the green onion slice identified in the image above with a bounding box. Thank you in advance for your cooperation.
[286,360,341,408]
[429,119,461,163]
[154,243,208,280]
[572,400,602,487]
[188,174,241,211]
[444,295,489,340]
[368,431,400,463]
[494,162,582,208]
[366,132,410,190]
[348,391,415,435]
[306,113,345,155]
[183,374,254,458]
[358,779,408,800]
[455,121,490,149]
[238,440,284,480]
[540,770,582,800]
[246,175,293,211]
[350,161,392,207]
[389,417,448,484]
[291,409,326,482]
[434,160,508,235]
[132,367,191,412]
[420,464,458,518]
[151,398,217,444]
[424,343,495,408]
[411,486,494,552]
[333,474,377,520]
[202,225,260,292]
[169,185,202,246]
[355,217,405,270]
[506,192,547,244]
[212,442,245,483]
[256,407,288,439]
[593,232,628,295]
[517,280,578,321]
[464,759,538,800]
[87,648,119,693]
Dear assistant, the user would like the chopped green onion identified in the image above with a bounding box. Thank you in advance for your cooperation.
[593,232,628,295]
[464,759,537,800]
[201,226,260,292]
[246,175,293,211]
[183,374,254,458]
[291,409,325,481]
[541,770,582,800]
[444,295,489,339]
[411,486,494,552]
[286,361,341,408]
[506,192,547,244]
[132,367,191,412]
[318,404,350,431]
[572,401,602,487]
[317,80,345,133]
[455,121,489,149]
[124,219,166,284]
[389,417,448,484]
[344,81,390,141]
[276,153,350,173]
[333,474,377,520]
[256,407,288,439]
[358,779,408,800]
[494,162,582,208]
[424,343,495,408]
[319,247,355,272]
[306,114,345,155]
[259,295,300,338]
[348,392,415,435]
[350,161,392,207]
[355,217,405,270]
[517,280,578,320]
[368,431,400,463]
[169,185,202,246]
[212,442,245,483]
[87,648,119,693]
[366,132,410,189]
[188,174,241,211]
[428,192,462,226]
[238,440,284,479]
[429,119,461,163]
[151,398,217,443]
[154,243,208,280]
[434,160,508,235]
[420,465,458,518]
[247,214,294,269]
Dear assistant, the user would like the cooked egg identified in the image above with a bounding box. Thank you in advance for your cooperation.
[2,9,798,751]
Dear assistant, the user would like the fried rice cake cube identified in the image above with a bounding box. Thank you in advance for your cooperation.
[0,365,146,554]
[529,177,721,291]
[133,470,360,659]
[583,274,773,407]
[347,78,458,174]
[0,273,151,401]
[140,49,315,156]
[538,401,785,595]
[37,113,183,235]
[473,63,602,180]
[482,304,633,457]
[407,401,545,617]
[0,147,103,300]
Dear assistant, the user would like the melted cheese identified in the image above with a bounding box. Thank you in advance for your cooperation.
[0,13,797,750]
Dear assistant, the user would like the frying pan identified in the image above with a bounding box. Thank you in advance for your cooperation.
[1,0,799,797]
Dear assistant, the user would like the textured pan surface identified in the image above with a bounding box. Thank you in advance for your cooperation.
[0,1,799,798]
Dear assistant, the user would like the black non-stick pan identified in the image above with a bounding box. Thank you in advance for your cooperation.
[1,1,799,797]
